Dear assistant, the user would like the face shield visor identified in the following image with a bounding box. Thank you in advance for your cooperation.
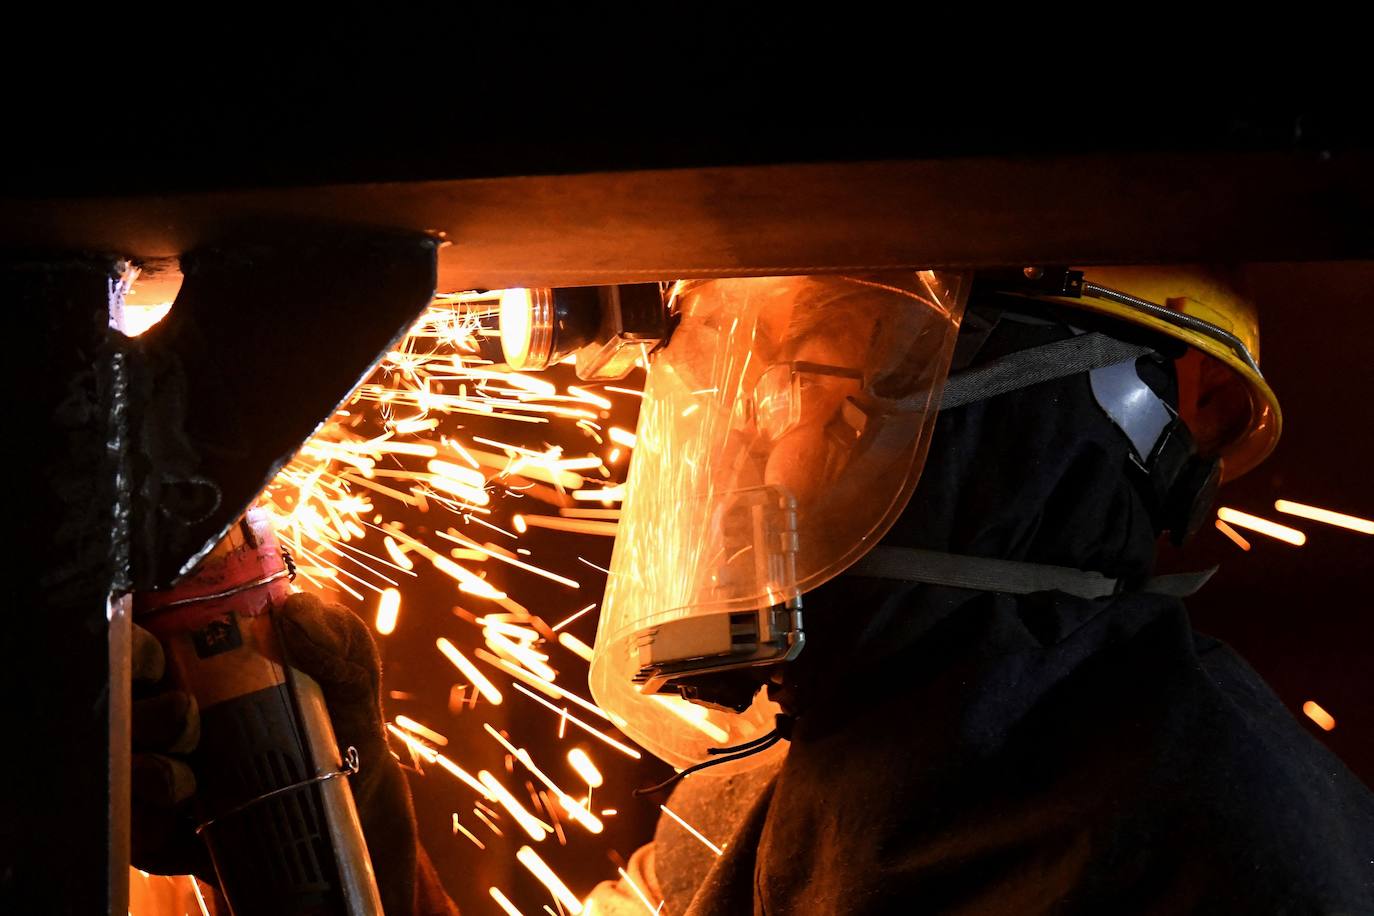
[589,272,969,768]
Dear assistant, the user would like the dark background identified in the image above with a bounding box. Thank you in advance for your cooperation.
[1158,261,1374,780]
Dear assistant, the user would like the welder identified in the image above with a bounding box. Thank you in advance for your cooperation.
[133,267,1374,914]
[584,268,1374,913]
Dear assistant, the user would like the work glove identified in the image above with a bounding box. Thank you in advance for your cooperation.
[131,591,458,915]
[130,620,209,878]
[273,591,429,915]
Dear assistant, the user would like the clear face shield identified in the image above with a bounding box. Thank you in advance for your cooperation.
[589,272,969,768]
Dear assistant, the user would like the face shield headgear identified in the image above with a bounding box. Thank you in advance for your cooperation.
[588,272,969,769]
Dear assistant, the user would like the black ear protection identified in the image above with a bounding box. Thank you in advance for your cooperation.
[966,269,1224,547]
[1138,405,1222,545]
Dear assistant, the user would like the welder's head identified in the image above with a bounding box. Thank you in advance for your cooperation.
[589,272,971,768]
[584,267,1278,770]
[753,281,951,506]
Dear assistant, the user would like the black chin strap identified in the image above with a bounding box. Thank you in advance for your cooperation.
[633,713,796,797]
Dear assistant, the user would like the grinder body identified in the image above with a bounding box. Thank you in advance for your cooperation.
[135,508,383,915]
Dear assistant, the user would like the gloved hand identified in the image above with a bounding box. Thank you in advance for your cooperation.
[130,620,209,879]
[273,591,424,915]
[131,591,458,915]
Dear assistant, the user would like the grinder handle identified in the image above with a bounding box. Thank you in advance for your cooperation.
[289,665,385,915]
[155,603,383,916]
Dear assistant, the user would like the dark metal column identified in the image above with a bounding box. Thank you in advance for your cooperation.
[3,233,438,913]
[6,256,131,914]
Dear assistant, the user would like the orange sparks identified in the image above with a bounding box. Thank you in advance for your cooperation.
[647,694,730,744]
[659,804,724,856]
[385,723,493,799]
[394,714,449,746]
[468,439,587,489]
[375,588,401,634]
[467,366,559,396]
[454,816,486,850]
[427,458,487,488]
[568,385,614,410]
[552,603,598,632]
[463,513,519,540]
[489,887,525,916]
[1215,507,1307,546]
[522,517,620,537]
[484,630,560,682]
[389,721,439,766]
[366,439,439,457]
[617,866,664,915]
[438,528,581,589]
[510,682,642,759]
[433,554,508,599]
[448,439,482,468]
[558,631,594,662]
[376,532,412,568]
[1303,700,1336,731]
[484,725,605,836]
[546,456,605,471]
[559,507,621,519]
[472,806,505,836]
[1275,500,1374,535]
[422,472,491,506]
[328,535,416,578]
[340,472,423,509]
[382,535,414,569]
[386,525,507,599]
[475,650,612,726]
[542,790,570,845]
[578,556,610,575]
[567,748,603,788]
[449,684,478,713]
[572,486,624,502]
[251,301,652,900]
[516,846,583,915]
[1214,519,1251,551]
[553,796,592,839]
[437,637,504,705]
[479,771,550,841]
[190,876,212,916]
[478,617,541,642]
[392,416,439,434]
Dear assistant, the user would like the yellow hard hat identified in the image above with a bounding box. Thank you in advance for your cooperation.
[1030,265,1280,483]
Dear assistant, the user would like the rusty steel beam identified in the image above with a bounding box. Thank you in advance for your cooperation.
[6,152,1371,308]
